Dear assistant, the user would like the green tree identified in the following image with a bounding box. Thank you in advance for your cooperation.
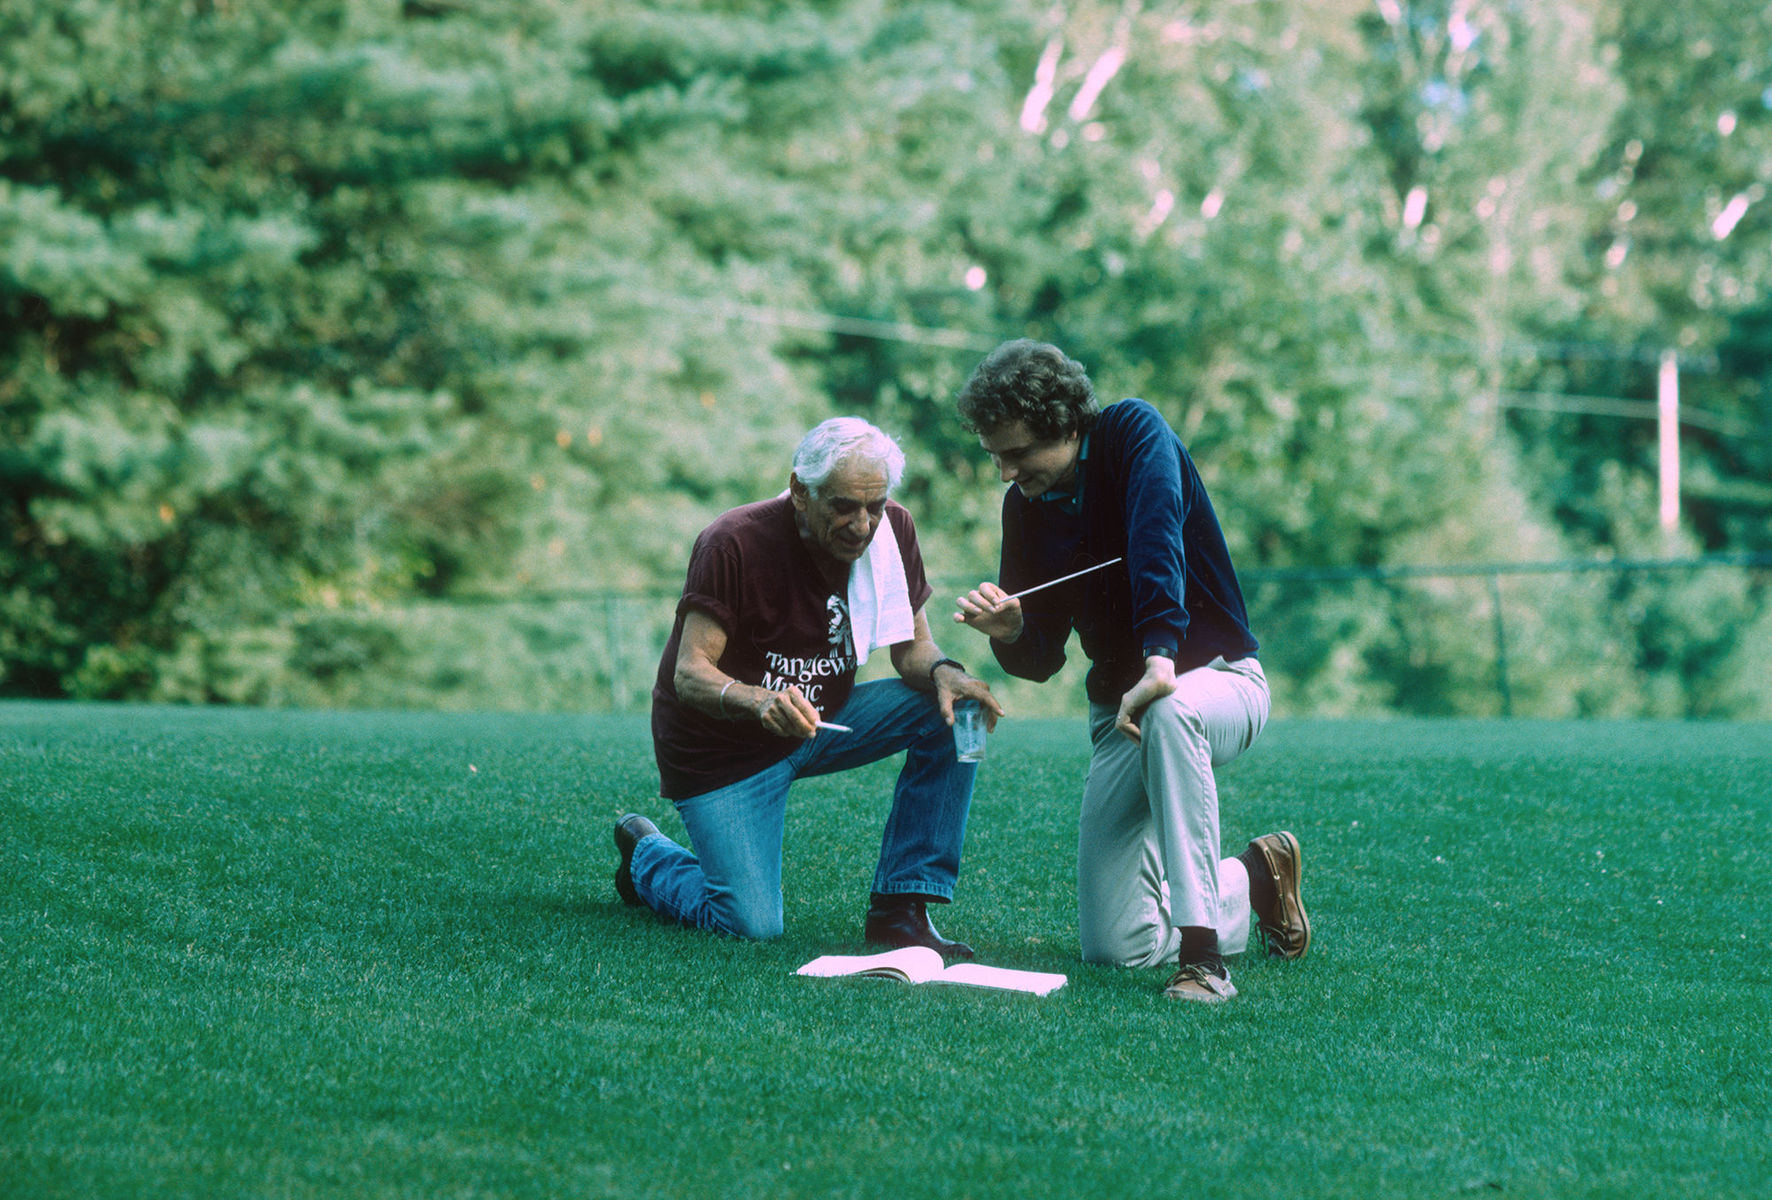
[0,1,832,701]
[3,0,1765,716]
[785,0,1660,714]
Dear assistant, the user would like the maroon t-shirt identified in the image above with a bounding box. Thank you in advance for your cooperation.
[650,496,934,800]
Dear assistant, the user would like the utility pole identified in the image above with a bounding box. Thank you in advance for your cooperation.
[1658,349,1680,544]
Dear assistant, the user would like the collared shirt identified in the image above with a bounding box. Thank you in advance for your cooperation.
[990,400,1258,703]
[1036,432,1090,515]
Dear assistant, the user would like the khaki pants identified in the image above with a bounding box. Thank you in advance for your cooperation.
[1077,656,1270,968]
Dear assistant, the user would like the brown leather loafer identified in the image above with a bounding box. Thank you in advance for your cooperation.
[1248,830,1310,959]
[1163,961,1238,1002]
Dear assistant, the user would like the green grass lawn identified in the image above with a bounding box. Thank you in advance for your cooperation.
[3,702,1768,1199]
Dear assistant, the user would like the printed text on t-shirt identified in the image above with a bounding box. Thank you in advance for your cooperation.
[760,648,858,705]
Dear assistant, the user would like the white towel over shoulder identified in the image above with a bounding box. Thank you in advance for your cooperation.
[849,516,914,666]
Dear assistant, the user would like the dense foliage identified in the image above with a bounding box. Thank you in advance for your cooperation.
[4,0,1769,715]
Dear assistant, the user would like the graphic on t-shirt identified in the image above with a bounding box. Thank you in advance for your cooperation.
[756,595,857,708]
[826,594,854,659]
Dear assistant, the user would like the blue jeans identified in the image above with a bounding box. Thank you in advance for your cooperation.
[627,680,976,939]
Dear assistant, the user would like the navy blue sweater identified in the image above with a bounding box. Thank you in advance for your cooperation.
[991,398,1259,704]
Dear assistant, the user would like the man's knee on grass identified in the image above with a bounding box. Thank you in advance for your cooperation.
[704,891,786,941]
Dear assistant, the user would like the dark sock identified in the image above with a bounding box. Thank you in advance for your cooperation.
[1241,846,1276,917]
[869,892,941,912]
[1178,926,1224,976]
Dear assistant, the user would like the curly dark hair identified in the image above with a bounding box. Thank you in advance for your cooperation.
[955,339,1099,441]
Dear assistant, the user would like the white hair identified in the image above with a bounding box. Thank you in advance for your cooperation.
[793,417,905,497]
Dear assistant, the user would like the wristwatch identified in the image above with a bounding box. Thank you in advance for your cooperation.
[929,657,968,684]
[1142,645,1175,661]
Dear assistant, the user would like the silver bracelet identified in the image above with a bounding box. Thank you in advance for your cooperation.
[719,679,738,718]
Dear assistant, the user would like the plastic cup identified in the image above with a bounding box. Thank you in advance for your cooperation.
[952,700,987,762]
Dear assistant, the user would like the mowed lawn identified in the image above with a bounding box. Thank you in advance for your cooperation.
[2,702,1768,1199]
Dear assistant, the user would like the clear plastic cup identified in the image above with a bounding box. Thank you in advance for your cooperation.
[952,699,987,762]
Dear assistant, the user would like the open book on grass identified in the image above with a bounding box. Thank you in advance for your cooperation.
[796,946,1067,996]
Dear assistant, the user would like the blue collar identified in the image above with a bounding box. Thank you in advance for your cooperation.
[1036,432,1089,514]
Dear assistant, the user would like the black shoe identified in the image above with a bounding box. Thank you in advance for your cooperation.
[613,813,661,907]
[863,893,975,960]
